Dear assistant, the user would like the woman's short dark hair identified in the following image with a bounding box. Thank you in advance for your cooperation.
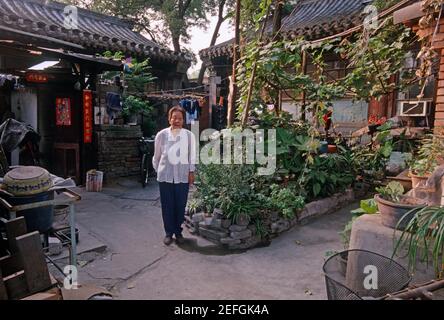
[168,106,186,121]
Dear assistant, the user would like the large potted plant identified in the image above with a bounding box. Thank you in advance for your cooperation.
[393,206,444,278]
[374,181,426,230]
[409,135,444,188]
[122,95,152,125]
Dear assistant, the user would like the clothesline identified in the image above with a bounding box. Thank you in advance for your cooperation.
[147,76,230,95]
[146,93,209,100]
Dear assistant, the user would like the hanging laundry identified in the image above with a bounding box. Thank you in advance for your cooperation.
[180,98,200,125]
[105,92,122,120]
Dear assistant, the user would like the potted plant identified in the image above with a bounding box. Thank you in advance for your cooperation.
[374,181,426,230]
[393,206,444,278]
[368,115,386,136]
[340,198,378,249]
[122,95,152,125]
[409,135,444,188]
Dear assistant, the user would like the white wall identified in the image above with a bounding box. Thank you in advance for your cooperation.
[282,99,369,135]
[11,88,38,129]
[11,88,38,165]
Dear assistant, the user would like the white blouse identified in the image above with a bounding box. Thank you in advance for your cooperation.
[152,127,196,184]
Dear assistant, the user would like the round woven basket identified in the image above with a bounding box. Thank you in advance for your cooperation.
[3,166,53,196]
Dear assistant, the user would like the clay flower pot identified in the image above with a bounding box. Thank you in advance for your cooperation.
[409,170,430,189]
[374,194,426,230]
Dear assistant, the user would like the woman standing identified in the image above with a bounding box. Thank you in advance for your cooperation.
[152,106,196,245]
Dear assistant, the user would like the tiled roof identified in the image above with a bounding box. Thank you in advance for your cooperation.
[0,0,190,63]
[200,0,373,59]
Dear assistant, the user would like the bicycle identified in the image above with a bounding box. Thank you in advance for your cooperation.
[139,136,155,188]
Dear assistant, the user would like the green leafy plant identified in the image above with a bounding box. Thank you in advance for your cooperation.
[352,124,394,182]
[340,199,378,248]
[122,95,152,117]
[393,129,415,153]
[124,58,157,94]
[393,206,444,277]
[411,135,444,177]
[195,163,270,222]
[375,181,405,203]
[269,184,305,219]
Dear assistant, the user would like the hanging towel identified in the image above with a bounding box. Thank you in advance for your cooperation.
[105,92,122,119]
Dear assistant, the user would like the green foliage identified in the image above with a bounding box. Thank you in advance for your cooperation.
[299,153,355,201]
[100,52,157,125]
[351,199,379,216]
[393,129,415,153]
[237,38,345,123]
[253,218,269,238]
[269,184,305,219]
[339,18,415,100]
[393,206,444,277]
[122,95,152,117]
[411,135,444,176]
[351,123,394,181]
[340,199,378,248]
[195,163,271,221]
[124,59,157,94]
[73,0,214,51]
[375,181,405,203]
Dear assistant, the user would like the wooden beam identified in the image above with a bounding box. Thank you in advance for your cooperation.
[15,232,52,294]
[393,2,423,25]
[3,270,28,300]
[0,272,8,300]
[21,292,59,300]
[5,217,27,254]
[0,255,22,278]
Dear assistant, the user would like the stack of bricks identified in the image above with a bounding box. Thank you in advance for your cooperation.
[96,125,143,181]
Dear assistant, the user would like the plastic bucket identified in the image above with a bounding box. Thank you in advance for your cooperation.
[86,170,103,192]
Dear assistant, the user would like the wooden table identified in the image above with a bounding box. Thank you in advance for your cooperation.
[53,143,80,184]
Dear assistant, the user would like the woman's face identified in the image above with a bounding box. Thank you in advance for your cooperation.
[169,111,184,129]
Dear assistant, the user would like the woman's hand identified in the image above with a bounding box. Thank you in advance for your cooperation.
[188,172,195,185]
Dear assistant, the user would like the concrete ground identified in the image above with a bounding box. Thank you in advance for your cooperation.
[50,178,357,300]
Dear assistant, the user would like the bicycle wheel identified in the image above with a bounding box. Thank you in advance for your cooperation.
[141,154,149,188]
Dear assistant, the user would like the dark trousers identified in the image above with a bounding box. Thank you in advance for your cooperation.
[159,182,190,237]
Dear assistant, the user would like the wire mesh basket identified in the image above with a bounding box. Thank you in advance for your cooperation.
[323,249,412,300]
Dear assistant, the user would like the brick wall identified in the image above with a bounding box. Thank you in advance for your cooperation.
[414,18,444,135]
[436,51,444,134]
[96,125,142,181]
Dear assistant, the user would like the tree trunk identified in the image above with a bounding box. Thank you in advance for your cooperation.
[271,0,283,112]
[172,35,181,53]
[228,0,241,127]
[197,0,227,85]
[272,0,283,36]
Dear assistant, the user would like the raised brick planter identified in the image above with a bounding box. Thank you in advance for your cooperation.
[185,189,355,250]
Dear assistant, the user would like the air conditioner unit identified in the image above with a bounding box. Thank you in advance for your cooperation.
[400,100,429,117]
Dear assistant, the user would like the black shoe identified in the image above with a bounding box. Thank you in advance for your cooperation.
[163,236,173,246]
[175,235,185,244]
